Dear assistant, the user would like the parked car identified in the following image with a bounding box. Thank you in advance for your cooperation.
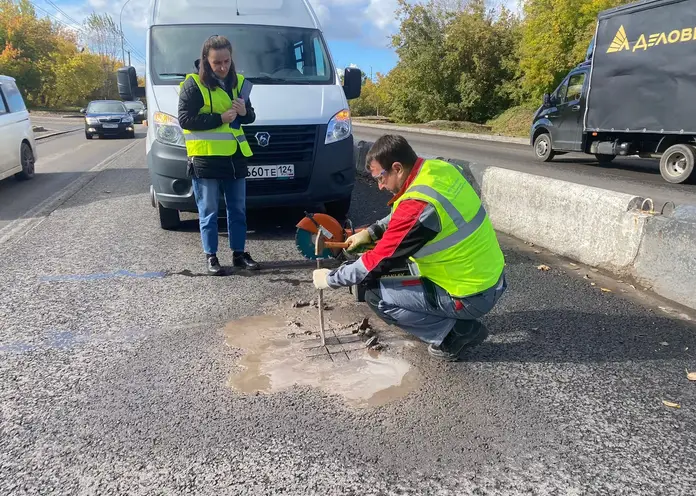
[0,75,37,182]
[80,100,136,139]
[123,99,146,123]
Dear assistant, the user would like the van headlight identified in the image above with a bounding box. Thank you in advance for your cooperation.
[153,112,184,147]
[325,109,351,144]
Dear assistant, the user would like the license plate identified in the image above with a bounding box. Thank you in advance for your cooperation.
[248,164,294,179]
[102,123,118,128]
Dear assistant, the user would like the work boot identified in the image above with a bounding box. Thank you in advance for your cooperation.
[233,251,260,271]
[427,320,489,362]
[206,254,224,276]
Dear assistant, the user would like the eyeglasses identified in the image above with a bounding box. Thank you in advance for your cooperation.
[371,169,388,183]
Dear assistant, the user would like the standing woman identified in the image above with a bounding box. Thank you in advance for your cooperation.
[178,35,260,275]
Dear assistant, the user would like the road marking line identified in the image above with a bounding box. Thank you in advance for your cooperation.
[0,140,141,249]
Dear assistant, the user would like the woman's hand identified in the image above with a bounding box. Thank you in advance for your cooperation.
[221,108,237,123]
[232,98,247,117]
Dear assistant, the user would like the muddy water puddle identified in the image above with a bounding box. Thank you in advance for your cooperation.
[223,309,421,408]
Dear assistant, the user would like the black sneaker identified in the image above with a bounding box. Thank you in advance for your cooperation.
[206,254,224,276]
[233,251,260,271]
[427,320,489,362]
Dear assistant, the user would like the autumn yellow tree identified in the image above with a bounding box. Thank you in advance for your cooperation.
[0,0,123,109]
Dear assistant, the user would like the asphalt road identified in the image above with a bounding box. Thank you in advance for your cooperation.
[354,125,696,207]
[0,139,695,494]
[0,117,143,234]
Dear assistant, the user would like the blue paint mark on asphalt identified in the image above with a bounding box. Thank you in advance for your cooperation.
[40,269,167,282]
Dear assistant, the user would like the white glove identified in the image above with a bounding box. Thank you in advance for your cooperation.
[345,229,372,253]
[313,268,331,289]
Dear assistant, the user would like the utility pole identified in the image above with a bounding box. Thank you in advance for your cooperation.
[127,51,131,66]
[120,0,132,65]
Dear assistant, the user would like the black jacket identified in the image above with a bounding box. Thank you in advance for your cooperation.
[177,65,256,180]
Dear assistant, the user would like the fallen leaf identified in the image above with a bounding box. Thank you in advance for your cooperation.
[601,288,612,293]
[687,370,696,381]
[537,265,550,271]
[662,400,681,409]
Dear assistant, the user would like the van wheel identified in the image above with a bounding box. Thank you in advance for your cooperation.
[15,142,35,180]
[660,144,695,184]
[533,133,555,162]
[158,203,180,230]
[595,154,616,165]
[325,195,351,222]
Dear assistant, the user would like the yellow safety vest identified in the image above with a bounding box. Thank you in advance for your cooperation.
[391,158,505,297]
[179,73,253,158]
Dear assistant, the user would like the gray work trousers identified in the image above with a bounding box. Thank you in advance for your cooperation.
[364,271,507,346]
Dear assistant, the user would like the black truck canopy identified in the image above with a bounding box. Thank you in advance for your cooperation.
[584,0,696,134]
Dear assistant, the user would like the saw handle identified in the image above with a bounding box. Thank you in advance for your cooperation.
[323,241,351,249]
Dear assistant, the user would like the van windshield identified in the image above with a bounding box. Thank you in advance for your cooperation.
[150,25,334,85]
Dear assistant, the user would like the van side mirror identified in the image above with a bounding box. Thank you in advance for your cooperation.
[343,67,362,100]
[79,108,86,114]
[117,66,145,101]
[543,93,551,107]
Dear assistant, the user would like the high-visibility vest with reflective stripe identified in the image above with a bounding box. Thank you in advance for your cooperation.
[391,158,505,297]
[179,73,253,158]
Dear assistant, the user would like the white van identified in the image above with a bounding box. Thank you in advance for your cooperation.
[0,75,37,182]
[117,0,362,230]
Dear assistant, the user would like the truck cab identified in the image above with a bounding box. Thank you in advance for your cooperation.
[117,0,362,230]
[530,61,615,164]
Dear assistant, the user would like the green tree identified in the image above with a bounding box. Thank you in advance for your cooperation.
[518,0,629,100]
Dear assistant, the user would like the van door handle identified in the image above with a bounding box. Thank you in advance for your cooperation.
[571,104,580,111]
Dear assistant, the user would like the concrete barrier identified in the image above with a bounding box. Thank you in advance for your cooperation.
[352,140,696,312]
[632,205,696,310]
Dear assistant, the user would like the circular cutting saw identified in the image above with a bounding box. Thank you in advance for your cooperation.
[295,212,369,260]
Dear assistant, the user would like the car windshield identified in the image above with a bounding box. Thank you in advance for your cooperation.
[88,102,126,113]
[150,24,333,85]
[124,101,144,110]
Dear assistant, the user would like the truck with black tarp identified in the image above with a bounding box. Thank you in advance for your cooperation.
[529,0,696,184]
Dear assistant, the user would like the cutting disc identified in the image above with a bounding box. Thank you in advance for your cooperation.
[295,228,335,260]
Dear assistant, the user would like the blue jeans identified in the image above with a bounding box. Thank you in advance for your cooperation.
[364,272,507,346]
[191,177,247,255]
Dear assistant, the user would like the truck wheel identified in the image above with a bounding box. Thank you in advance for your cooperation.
[659,144,695,184]
[158,203,180,230]
[595,154,616,165]
[533,133,555,162]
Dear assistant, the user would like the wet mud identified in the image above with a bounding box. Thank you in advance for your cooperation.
[223,306,422,408]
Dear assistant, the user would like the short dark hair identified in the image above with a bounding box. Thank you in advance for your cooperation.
[199,35,237,89]
[365,134,418,172]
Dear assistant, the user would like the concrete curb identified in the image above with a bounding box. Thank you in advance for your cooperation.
[35,128,81,141]
[352,140,696,312]
[353,121,529,145]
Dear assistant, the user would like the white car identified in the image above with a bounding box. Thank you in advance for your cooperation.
[0,75,37,182]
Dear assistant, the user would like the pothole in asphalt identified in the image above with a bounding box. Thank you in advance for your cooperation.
[223,305,422,408]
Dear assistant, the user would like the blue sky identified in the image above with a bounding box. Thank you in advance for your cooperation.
[38,0,518,78]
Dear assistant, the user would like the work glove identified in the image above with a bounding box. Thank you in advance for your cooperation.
[313,268,332,290]
[345,229,373,253]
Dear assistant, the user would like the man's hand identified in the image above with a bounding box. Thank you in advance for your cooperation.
[345,229,372,253]
[313,268,331,290]
[232,98,246,117]
[221,108,237,123]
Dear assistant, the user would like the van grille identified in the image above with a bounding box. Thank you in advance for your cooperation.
[242,124,318,196]
[243,124,318,164]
